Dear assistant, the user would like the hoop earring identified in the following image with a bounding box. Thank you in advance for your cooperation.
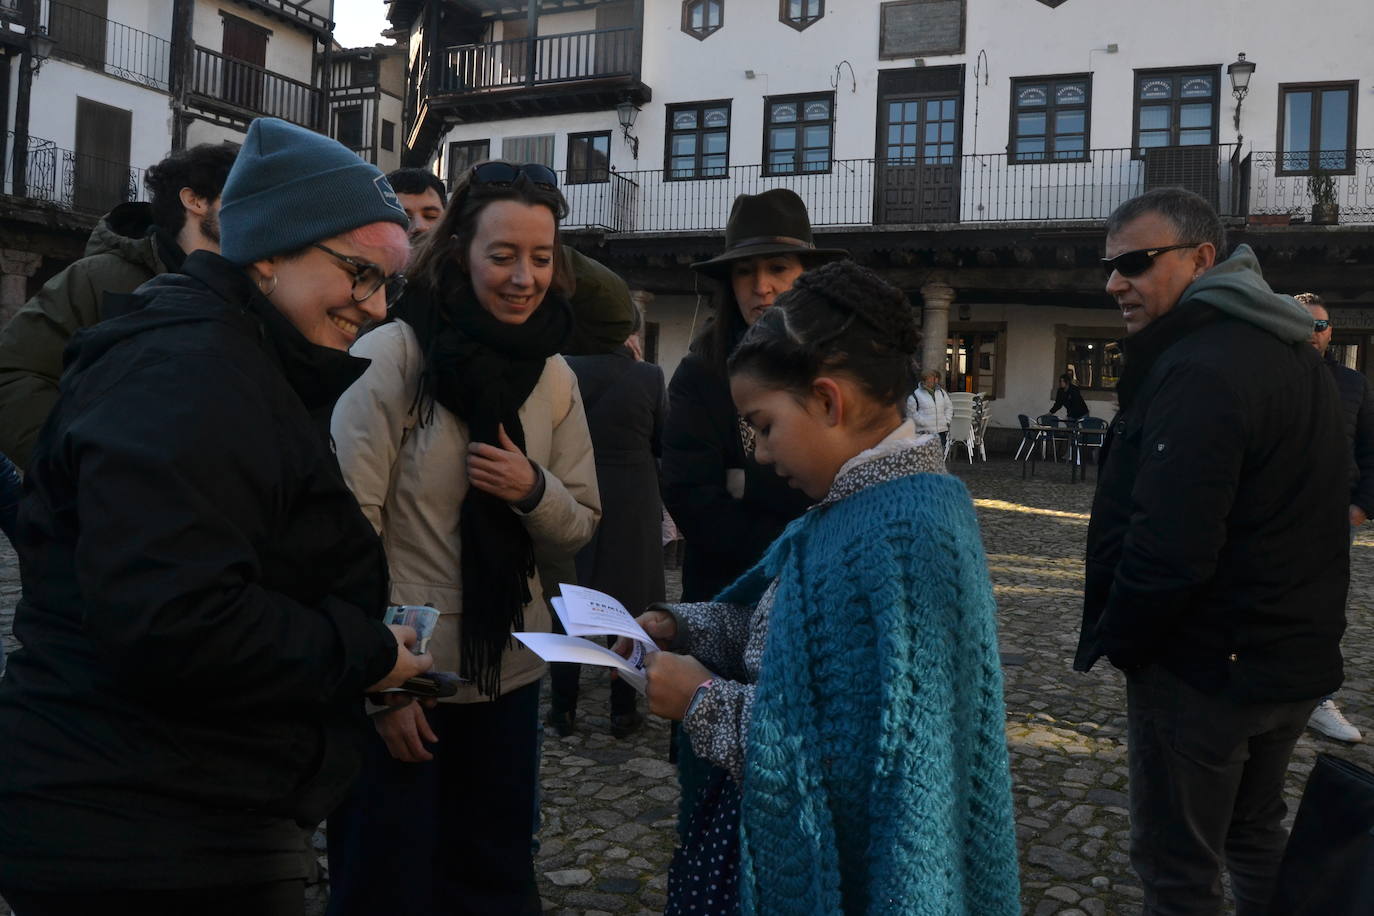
[257,274,277,297]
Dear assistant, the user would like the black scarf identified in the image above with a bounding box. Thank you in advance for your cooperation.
[392,264,572,696]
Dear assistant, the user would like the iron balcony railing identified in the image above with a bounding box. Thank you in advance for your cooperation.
[190,45,320,128]
[3,131,146,214]
[436,26,638,93]
[40,0,171,90]
[1249,149,1374,222]
[559,144,1246,233]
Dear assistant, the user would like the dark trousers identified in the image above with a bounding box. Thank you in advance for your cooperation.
[1126,664,1319,916]
[0,451,20,543]
[0,880,304,916]
[325,682,543,916]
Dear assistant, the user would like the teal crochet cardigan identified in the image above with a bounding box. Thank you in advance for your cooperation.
[691,472,1020,915]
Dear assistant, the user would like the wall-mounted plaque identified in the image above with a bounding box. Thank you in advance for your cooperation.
[879,0,966,59]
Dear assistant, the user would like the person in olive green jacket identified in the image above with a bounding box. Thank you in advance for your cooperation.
[0,143,236,469]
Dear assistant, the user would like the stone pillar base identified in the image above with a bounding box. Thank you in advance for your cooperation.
[0,249,42,327]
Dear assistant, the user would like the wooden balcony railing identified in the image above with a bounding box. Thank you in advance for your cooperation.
[190,45,320,128]
[436,26,638,93]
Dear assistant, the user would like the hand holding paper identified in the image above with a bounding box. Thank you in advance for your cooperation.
[513,585,660,694]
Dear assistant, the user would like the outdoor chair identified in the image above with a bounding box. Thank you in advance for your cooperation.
[946,413,977,463]
[1013,414,1036,461]
[1035,414,1068,461]
[1076,417,1109,476]
[974,412,991,461]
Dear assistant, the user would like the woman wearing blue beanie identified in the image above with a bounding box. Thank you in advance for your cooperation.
[0,118,427,916]
[326,162,600,915]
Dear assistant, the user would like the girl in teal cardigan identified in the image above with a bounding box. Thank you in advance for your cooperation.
[629,261,1021,914]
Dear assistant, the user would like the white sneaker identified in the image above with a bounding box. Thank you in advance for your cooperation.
[1308,699,1363,742]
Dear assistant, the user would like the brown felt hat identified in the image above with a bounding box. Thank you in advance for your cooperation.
[690,189,848,277]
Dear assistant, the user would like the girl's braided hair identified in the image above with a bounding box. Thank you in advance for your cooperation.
[727,260,921,412]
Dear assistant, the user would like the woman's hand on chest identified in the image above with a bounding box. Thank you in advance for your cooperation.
[467,422,538,503]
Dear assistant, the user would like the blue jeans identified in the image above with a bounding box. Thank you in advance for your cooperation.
[0,451,21,544]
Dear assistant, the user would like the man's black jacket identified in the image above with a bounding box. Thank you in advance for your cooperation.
[1326,355,1374,515]
[0,252,397,891]
[1075,303,1348,703]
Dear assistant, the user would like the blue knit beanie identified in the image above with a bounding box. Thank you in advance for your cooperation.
[219,117,409,265]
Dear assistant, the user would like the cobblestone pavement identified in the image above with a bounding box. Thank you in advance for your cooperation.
[2,458,1372,915]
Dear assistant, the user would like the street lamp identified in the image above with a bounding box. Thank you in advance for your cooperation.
[29,26,55,74]
[1226,52,1256,141]
[616,97,640,160]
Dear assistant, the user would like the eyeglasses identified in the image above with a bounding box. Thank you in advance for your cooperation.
[1101,243,1203,278]
[469,161,559,191]
[1314,319,1331,332]
[312,243,407,308]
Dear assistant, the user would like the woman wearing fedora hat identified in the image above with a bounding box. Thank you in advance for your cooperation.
[661,189,847,606]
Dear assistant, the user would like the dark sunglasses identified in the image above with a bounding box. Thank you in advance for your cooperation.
[1314,319,1331,332]
[469,161,559,191]
[312,243,407,308]
[1101,243,1202,278]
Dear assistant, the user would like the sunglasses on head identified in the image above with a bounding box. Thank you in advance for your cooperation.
[1101,243,1203,278]
[469,162,559,191]
[1314,319,1331,332]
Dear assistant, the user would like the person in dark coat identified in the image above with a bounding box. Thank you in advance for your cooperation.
[0,142,236,471]
[1077,189,1348,915]
[549,304,667,738]
[0,118,430,916]
[661,189,846,603]
[1048,372,1090,420]
[1295,292,1372,744]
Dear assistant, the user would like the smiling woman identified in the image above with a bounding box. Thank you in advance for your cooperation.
[326,160,600,914]
[0,118,426,915]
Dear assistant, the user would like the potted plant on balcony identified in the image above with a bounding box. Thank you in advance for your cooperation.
[1309,168,1340,225]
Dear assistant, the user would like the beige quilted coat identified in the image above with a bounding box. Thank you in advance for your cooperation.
[331,319,601,703]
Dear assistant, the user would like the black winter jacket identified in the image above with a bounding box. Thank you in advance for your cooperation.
[0,252,398,891]
[1325,356,1374,515]
[661,348,810,601]
[1075,303,1348,702]
[1051,383,1090,420]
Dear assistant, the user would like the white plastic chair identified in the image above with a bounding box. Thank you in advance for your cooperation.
[945,413,977,463]
[974,412,991,461]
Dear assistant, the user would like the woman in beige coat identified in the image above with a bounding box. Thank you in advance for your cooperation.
[326,162,600,915]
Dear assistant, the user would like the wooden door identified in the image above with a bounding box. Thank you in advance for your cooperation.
[50,0,107,66]
[594,1,633,75]
[503,17,530,86]
[876,66,963,224]
[221,14,268,111]
[73,98,131,213]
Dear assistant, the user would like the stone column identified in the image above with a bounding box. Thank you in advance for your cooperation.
[0,250,41,327]
[919,279,955,376]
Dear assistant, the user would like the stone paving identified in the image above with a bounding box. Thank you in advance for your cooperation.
[2,457,1372,915]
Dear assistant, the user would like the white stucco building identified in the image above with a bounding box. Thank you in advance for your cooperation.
[396,0,1374,446]
[0,0,402,318]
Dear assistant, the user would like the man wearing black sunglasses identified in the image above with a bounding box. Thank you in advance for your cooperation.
[1296,292,1372,746]
[1076,188,1349,914]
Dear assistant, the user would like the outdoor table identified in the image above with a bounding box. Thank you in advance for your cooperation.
[1021,421,1084,483]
